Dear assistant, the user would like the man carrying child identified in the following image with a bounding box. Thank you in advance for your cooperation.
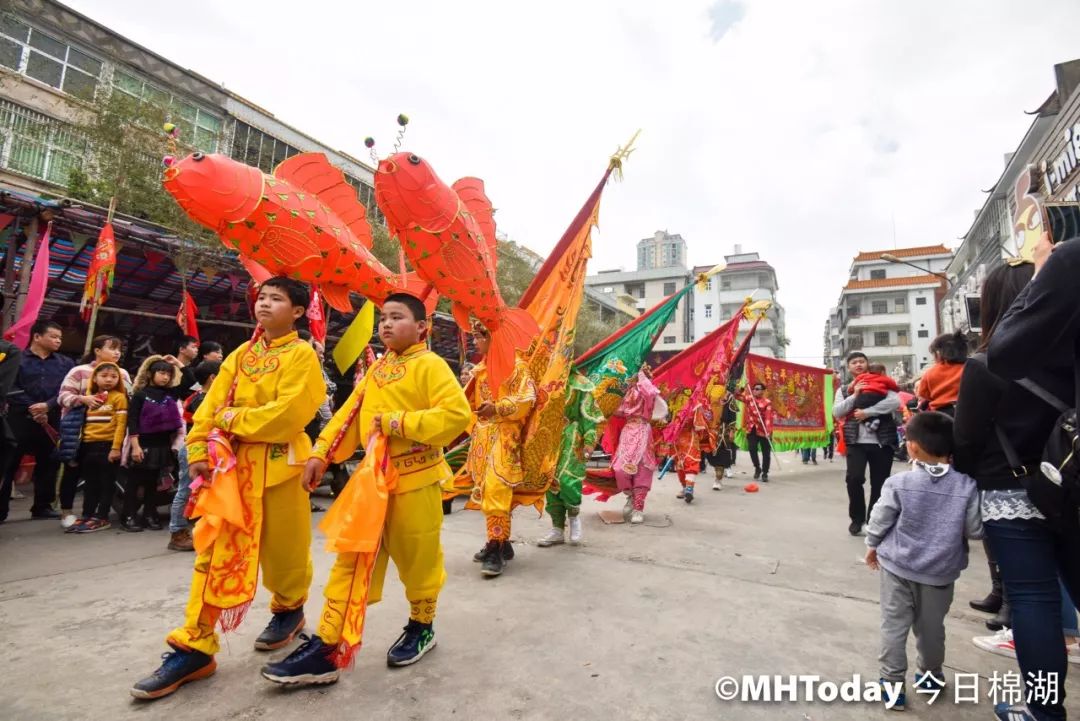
[832,351,900,536]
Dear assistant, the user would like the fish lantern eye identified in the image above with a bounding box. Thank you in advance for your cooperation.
[192,152,205,162]
[407,154,421,166]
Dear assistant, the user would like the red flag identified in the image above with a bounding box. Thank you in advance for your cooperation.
[307,287,327,344]
[4,222,52,348]
[80,222,117,321]
[177,291,200,340]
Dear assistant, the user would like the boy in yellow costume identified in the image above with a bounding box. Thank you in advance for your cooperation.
[260,293,471,687]
[465,324,536,577]
[131,277,325,700]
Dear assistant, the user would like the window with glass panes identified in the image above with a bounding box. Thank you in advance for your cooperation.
[227,121,299,173]
[874,331,890,347]
[0,99,85,184]
[343,173,384,225]
[871,299,888,314]
[0,16,102,102]
[112,70,221,152]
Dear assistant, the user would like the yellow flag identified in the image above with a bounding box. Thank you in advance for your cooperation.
[332,301,375,375]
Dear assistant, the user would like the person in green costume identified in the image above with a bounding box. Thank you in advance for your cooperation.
[538,372,605,547]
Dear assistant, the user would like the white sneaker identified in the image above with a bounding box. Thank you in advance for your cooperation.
[622,493,634,521]
[972,628,1015,658]
[537,527,565,547]
[60,513,77,529]
[568,516,582,545]
[724,468,734,479]
[630,510,645,524]
[712,480,724,491]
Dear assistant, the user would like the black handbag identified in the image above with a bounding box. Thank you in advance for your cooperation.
[994,367,1080,529]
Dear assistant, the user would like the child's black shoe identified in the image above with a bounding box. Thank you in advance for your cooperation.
[261,634,339,686]
[386,619,436,666]
[130,647,216,699]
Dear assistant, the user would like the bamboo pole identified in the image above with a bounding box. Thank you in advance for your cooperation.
[83,197,116,355]
[1,216,23,332]
[12,214,39,321]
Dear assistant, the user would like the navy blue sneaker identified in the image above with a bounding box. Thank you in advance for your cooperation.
[879,679,906,712]
[684,485,695,503]
[994,703,1036,721]
[386,620,437,667]
[254,607,305,651]
[261,634,340,686]
[130,648,216,699]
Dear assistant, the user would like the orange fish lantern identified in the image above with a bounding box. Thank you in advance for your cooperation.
[163,152,433,312]
[374,151,538,388]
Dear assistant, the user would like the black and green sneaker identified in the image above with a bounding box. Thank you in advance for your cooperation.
[386,620,437,667]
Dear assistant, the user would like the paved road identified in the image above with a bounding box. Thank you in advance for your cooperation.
[1,456,1074,719]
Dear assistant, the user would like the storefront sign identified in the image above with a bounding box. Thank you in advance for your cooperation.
[1042,122,1080,201]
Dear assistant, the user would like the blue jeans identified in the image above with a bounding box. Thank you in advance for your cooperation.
[801,448,817,463]
[985,518,1080,721]
[168,446,191,533]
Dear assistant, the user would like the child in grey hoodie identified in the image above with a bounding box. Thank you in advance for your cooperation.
[865,411,983,710]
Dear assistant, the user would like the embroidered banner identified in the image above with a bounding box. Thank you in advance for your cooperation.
[736,354,834,451]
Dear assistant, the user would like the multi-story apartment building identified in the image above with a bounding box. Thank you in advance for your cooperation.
[692,246,787,358]
[832,245,952,381]
[823,308,842,373]
[0,0,381,213]
[942,59,1080,335]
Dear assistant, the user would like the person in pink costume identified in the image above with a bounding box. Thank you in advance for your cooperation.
[612,371,661,524]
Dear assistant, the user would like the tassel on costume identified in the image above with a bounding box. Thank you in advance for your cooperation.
[330,639,361,670]
[215,601,252,634]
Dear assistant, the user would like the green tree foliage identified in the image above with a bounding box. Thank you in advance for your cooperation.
[65,91,214,245]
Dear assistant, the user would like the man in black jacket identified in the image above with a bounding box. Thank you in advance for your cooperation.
[832,351,900,537]
[0,321,73,521]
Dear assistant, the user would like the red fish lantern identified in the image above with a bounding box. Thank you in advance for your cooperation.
[374,151,537,388]
[163,152,434,312]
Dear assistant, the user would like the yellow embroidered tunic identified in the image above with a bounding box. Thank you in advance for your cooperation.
[465,357,536,490]
[312,342,471,495]
[186,331,325,487]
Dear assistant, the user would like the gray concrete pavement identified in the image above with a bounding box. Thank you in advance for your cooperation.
[1,456,1075,720]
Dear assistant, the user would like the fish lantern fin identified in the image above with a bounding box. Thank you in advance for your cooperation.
[441,236,483,279]
[451,177,498,271]
[240,256,274,284]
[274,153,375,250]
[399,273,440,316]
[320,283,354,313]
[485,308,539,390]
[450,301,473,333]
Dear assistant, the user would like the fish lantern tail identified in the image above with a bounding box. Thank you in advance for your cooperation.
[485,307,539,390]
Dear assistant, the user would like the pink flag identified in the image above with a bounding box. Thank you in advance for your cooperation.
[4,222,52,348]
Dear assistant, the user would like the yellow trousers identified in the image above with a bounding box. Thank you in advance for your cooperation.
[317,482,446,645]
[481,475,513,541]
[167,477,313,655]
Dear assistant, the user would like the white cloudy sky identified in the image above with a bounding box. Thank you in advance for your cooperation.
[71,0,1080,364]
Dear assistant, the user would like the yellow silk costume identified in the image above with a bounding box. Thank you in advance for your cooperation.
[310,342,471,666]
[168,331,325,655]
[464,358,536,541]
